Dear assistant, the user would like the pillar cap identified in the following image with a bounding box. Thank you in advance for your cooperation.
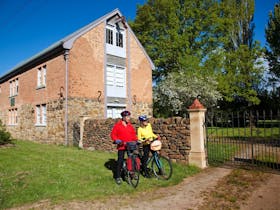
[188,98,205,109]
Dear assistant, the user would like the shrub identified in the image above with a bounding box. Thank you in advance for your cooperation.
[0,120,13,145]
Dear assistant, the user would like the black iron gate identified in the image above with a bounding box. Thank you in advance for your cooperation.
[206,110,280,172]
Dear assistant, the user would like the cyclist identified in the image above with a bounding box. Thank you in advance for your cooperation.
[111,110,138,185]
[137,115,160,177]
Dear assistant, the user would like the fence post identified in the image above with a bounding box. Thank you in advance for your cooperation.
[187,99,207,168]
[79,115,91,149]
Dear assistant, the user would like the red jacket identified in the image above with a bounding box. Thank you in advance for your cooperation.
[111,120,138,150]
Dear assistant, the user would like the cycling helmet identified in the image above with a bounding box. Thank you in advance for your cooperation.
[138,115,148,121]
[120,110,131,117]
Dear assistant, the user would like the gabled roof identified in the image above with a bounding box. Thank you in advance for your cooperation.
[0,8,155,83]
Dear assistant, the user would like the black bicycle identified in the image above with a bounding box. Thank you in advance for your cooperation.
[121,141,140,188]
[139,138,173,180]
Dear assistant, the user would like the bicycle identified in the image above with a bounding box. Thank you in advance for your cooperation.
[139,138,173,180]
[120,141,140,188]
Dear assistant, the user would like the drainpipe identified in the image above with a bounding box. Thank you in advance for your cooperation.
[64,50,69,146]
[127,29,131,111]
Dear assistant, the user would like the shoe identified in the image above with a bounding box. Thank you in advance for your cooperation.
[144,173,152,178]
[129,171,139,180]
[115,178,122,185]
[158,169,164,175]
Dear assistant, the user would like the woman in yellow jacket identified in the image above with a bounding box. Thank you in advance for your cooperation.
[137,115,160,177]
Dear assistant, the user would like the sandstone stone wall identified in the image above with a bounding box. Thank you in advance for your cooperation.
[5,101,65,144]
[2,97,104,145]
[81,117,190,163]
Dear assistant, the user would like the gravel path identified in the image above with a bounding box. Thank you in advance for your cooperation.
[240,173,280,210]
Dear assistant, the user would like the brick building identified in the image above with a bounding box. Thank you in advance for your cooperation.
[0,9,154,145]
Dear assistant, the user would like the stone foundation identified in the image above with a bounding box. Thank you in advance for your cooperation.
[3,97,104,145]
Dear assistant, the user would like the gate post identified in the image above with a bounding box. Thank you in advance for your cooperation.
[187,99,207,168]
[79,115,91,148]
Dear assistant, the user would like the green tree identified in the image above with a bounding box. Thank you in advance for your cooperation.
[131,0,221,81]
[265,1,280,81]
[216,0,264,107]
[131,0,264,115]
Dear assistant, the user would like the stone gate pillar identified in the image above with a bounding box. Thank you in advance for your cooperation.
[79,115,91,148]
[187,99,207,168]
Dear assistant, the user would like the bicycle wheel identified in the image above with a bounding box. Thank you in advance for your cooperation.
[127,170,140,188]
[151,155,172,180]
[127,156,140,188]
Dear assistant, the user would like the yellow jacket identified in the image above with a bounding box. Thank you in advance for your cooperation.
[137,123,157,144]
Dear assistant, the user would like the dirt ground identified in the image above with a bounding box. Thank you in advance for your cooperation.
[9,167,280,210]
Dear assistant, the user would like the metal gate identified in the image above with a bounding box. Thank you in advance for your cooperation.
[206,110,280,172]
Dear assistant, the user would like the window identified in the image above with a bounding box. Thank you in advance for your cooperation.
[116,32,123,47]
[36,104,47,126]
[8,108,18,125]
[106,28,113,45]
[9,78,18,97]
[105,25,126,57]
[107,107,125,118]
[37,65,46,88]
[106,65,126,98]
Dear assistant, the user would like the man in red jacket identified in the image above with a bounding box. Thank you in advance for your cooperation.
[111,110,138,185]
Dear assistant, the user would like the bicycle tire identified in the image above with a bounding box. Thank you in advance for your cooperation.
[127,170,140,188]
[127,156,140,188]
[151,155,172,180]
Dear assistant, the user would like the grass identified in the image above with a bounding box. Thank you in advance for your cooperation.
[207,127,280,138]
[207,142,239,165]
[0,140,200,209]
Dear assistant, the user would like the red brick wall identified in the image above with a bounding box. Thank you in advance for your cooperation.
[129,31,153,105]
[69,22,105,100]
[0,55,65,123]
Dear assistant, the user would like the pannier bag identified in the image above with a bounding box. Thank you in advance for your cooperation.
[126,141,137,151]
[150,140,162,151]
[126,156,141,171]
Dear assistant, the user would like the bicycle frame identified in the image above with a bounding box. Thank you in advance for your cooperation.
[139,141,173,180]
[147,151,161,169]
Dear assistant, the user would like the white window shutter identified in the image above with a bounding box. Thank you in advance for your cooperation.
[36,106,41,124]
[37,69,41,87]
[42,105,47,125]
[106,65,126,98]
[43,66,46,86]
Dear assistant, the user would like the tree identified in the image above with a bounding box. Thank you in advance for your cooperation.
[216,0,264,108]
[131,0,221,81]
[265,1,280,82]
[130,0,264,116]
[153,71,222,117]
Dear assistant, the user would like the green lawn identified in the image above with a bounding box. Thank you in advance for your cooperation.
[207,142,239,165]
[0,140,200,209]
[207,127,280,138]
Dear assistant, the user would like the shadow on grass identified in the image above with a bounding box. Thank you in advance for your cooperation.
[104,158,117,178]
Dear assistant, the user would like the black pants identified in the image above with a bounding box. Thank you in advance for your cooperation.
[116,150,125,179]
[141,144,151,175]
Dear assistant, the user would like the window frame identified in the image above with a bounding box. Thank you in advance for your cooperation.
[37,65,47,89]
[8,108,18,125]
[35,104,47,126]
[106,28,113,45]
[106,64,126,98]
[116,32,123,48]
[9,78,18,97]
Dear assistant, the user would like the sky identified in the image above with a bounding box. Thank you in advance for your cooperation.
[0,0,279,77]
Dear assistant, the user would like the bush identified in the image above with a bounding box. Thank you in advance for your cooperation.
[0,120,13,145]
